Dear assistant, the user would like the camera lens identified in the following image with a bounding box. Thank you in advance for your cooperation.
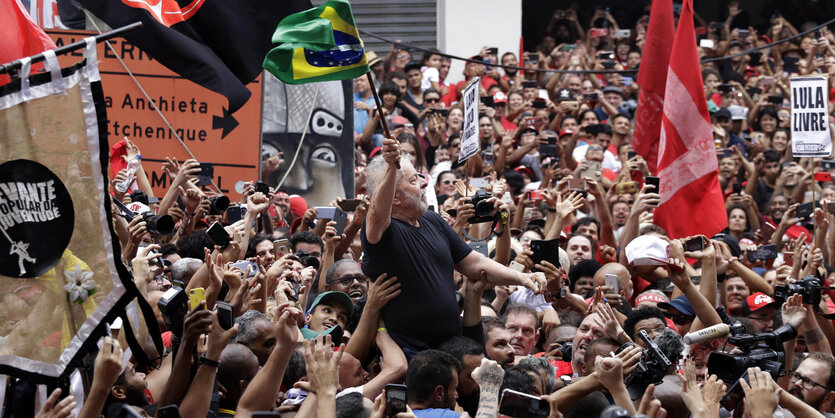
[142,212,175,235]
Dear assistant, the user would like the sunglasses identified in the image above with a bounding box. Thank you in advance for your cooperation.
[442,179,455,185]
[425,98,440,103]
[663,312,695,325]
[450,142,461,147]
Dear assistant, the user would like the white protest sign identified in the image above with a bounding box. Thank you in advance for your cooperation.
[791,75,832,157]
[458,76,480,163]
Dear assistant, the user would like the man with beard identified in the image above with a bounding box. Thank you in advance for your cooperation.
[324,259,369,303]
[788,353,835,415]
[439,336,485,417]
[362,138,545,357]
[482,317,515,369]
[499,52,522,92]
[406,350,461,417]
[610,114,631,148]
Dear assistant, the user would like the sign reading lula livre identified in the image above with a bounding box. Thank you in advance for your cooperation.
[458,76,481,163]
[791,76,832,157]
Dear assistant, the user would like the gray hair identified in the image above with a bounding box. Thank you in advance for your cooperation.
[364,155,410,197]
[325,259,361,285]
[234,310,270,345]
[517,356,557,393]
[171,257,202,284]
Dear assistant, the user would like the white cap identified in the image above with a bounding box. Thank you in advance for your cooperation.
[625,235,671,266]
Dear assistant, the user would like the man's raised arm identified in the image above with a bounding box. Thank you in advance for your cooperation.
[366,137,401,244]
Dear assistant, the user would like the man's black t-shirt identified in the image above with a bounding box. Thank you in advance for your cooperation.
[361,210,472,354]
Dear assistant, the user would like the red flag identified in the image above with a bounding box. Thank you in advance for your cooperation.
[633,0,674,174]
[0,0,57,85]
[653,0,727,239]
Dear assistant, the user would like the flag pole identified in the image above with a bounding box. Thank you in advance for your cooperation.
[365,72,400,168]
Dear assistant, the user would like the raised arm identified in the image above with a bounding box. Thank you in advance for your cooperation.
[365,138,401,244]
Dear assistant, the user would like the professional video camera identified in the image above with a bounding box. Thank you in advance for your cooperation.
[111,196,175,235]
[618,330,672,400]
[708,323,797,410]
[467,190,496,224]
[774,275,823,306]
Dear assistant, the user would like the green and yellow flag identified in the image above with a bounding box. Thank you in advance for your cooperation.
[263,0,369,84]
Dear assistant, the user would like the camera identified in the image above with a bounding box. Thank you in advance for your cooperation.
[467,190,496,224]
[774,275,823,306]
[559,341,572,361]
[158,287,188,336]
[208,195,230,215]
[254,181,271,195]
[619,330,672,400]
[295,249,320,271]
[708,323,797,409]
[141,211,175,235]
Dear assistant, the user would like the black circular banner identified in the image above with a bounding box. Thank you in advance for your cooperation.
[0,160,74,278]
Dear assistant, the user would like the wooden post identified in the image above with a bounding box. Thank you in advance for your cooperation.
[366,72,399,168]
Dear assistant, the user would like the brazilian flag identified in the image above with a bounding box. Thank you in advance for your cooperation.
[263,0,369,84]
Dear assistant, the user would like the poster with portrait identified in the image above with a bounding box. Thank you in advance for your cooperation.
[261,73,355,205]
[0,39,159,384]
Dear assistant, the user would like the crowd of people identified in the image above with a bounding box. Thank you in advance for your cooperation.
[16,1,835,418]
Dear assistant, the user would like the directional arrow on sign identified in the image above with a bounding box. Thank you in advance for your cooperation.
[212,107,239,139]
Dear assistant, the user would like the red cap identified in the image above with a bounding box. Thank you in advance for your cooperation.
[742,292,779,314]
[559,129,574,138]
[514,165,534,178]
[493,91,508,104]
[289,195,308,217]
[369,147,382,159]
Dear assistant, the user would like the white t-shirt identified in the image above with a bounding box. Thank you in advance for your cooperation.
[572,143,621,172]
[421,66,440,91]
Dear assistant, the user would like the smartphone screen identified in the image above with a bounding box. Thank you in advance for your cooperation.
[530,239,560,272]
[499,389,549,418]
[645,176,660,191]
[206,221,231,248]
[216,301,233,330]
[332,208,348,236]
[385,384,407,416]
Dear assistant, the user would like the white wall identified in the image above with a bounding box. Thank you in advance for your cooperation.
[437,0,522,86]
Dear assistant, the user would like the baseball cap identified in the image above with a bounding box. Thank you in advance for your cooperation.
[555,88,574,101]
[391,115,410,128]
[657,295,696,316]
[602,86,623,95]
[514,165,535,179]
[714,108,732,120]
[307,291,354,318]
[300,324,344,341]
[493,91,508,104]
[741,292,780,315]
[559,129,574,138]
[711,233,741,257]
[728,105,746,121]
[624,235,671,266]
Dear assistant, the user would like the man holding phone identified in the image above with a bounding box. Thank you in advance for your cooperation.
[362,138,546,357]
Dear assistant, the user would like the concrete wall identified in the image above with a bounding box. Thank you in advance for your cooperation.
[437,0,522,86]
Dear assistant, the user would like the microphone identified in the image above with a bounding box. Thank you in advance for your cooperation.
[683,323,730,345]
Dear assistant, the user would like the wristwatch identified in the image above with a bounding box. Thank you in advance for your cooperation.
[559,375,572,386]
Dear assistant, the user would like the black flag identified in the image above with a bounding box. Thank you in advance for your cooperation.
[76,0,312,114]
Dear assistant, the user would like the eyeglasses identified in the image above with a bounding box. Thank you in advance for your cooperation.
[663,312,695,325]
[790,372,829,391]
[327,275,368,287]
[425,98,440,103]
[441,179,455,185]
[396,55,410,60]
[588,145,604,151]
